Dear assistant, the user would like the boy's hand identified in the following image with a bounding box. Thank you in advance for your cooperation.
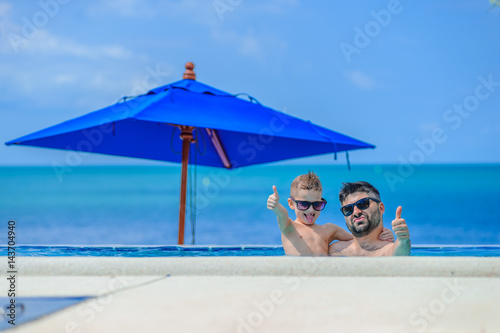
[378,227,394,242]
[267,185,280,211]
[392,206,410,241]
[267,185,291,231]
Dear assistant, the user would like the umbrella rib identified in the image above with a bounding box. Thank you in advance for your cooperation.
[205,128,232,168]
[306,120,338,151]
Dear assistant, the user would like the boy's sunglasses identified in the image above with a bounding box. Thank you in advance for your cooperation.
[290,197,327,211]
[340,197,380,216]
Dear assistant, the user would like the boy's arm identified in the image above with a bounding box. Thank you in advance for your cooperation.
[379,228,395,242]
[267,186,293,233]
[327,224,353,244]
[390,206,411,256]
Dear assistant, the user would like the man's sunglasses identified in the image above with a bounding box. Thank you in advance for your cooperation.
[340,197,380,216]
[290,197,327,211]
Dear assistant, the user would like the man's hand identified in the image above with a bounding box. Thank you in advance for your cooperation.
[392,206,409,241]
[267,185,280,212]
[391,206,411,256]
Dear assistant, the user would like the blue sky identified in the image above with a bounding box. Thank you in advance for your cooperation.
[1,0,499,166]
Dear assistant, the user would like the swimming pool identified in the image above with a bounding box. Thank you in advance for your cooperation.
[0,296,90,330]
[1,245,500,256]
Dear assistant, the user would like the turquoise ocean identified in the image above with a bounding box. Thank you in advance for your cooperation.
[1,164,499,246]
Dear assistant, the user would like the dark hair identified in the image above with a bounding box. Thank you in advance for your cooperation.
[339,181,380,204]
[290,171,322,197]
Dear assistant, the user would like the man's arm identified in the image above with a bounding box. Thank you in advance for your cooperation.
[390,206,411,256]
[267,186,293,233]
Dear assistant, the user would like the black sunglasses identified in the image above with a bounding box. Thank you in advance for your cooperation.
[290,197,327,211]
[340,197,380,216]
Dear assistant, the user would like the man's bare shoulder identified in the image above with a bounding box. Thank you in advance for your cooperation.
[363,242,395,256]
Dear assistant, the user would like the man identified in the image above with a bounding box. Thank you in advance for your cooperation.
[329,181,411,256]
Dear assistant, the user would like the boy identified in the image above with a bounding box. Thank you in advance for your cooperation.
[267,171,392,256]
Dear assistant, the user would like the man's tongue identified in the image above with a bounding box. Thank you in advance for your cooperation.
[305,213,314,223]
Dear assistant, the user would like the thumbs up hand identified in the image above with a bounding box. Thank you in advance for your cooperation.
[267,185,280,211]
[391,206,410,241]
[267,185,291,231]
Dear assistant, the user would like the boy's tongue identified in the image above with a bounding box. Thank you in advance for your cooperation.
[305,213,314,223]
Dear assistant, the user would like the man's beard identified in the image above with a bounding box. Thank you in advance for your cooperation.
[346,209,381,238]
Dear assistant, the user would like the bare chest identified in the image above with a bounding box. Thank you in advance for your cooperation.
[332,241,392,257]
[282,224,330,255]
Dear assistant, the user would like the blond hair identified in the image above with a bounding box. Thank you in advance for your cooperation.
[290,171,322,197]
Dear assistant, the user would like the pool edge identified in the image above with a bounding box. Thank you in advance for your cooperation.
[5,256,500,277]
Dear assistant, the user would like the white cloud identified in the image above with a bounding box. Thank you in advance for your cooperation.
[0,1,11,16]
[0,1,20,52]
[101,45,133,59]
[481,125,491,135]
[89,0,299,22]
[345,70,375,90]
[0,3,134,58]
[54,73,76,85]
[2,28,133,59]
[237,35,262,58]
[211,29,265,60]
[87,0,288,62]
[210,28,287,61]
[87,0,156,18]
[87,0,217,24]
[418,122,441,137]
[246,0,299,15]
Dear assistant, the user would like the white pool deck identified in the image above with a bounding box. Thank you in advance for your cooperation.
[2,256,500,332]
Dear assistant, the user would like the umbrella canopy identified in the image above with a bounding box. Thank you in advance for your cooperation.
[6,62,375,244]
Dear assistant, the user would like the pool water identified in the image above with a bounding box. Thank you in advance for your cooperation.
[0,296,90,330]
[1,245,500,257]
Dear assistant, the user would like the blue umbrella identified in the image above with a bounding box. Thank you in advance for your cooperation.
[6,62,375,244]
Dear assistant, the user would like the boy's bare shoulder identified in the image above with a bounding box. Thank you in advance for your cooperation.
[321,222,344,230]
[305,222,339,237]
[319,223,345,236]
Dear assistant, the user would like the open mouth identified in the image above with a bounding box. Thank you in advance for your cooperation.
[304,213,315,223]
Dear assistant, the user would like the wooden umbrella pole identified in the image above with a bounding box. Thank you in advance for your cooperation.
[178,62,197,245]
[178,126,194,245]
